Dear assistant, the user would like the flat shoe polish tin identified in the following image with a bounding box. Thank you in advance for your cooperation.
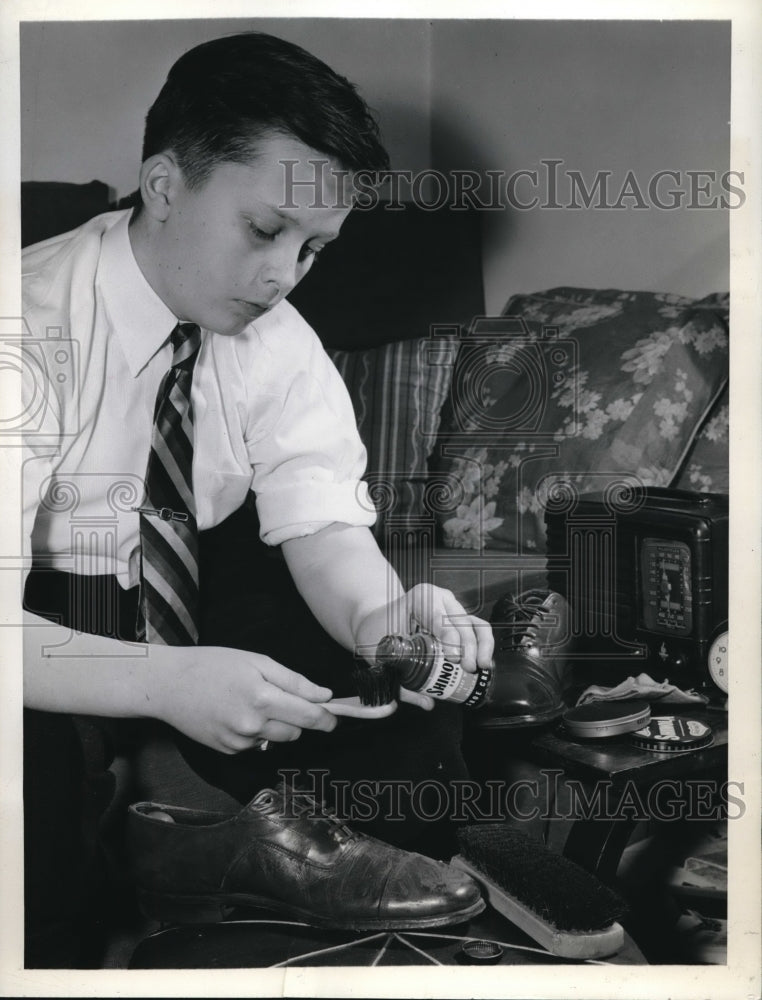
[631,716,713,753]
[562,700,651,738]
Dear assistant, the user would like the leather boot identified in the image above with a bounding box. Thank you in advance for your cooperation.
[473,590,573,729]
[127,783,485,930]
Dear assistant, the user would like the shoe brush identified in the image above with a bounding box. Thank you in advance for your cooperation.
[451,824,627,960]
[352,656,400,707]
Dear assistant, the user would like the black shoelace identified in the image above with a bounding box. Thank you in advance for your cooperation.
[273,785,355,843]
[493,591,551,653]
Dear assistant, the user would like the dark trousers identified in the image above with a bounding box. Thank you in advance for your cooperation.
[23,502,467,966]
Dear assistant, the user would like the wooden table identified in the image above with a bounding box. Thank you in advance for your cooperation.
[524,705,728,881]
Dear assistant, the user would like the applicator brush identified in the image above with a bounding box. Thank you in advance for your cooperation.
[352,657,400,707]
[451,824,627,960]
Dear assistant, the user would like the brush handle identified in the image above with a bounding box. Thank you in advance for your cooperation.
[319,696,398,719]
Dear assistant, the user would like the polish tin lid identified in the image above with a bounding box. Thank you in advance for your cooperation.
[631,716,713,753]
[562,700,652,738]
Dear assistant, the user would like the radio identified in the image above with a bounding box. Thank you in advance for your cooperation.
[545,486,728,697]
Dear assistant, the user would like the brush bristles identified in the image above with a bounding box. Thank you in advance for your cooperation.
[456,824,627,932]
[352,660,400,706]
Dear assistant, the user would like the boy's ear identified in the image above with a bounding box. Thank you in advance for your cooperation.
[139,154,182,222]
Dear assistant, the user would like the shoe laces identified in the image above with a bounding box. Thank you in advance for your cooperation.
[272,785,356,844]
[493,590,552,653]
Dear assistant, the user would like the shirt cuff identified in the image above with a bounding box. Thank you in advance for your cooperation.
[257,480,377,546]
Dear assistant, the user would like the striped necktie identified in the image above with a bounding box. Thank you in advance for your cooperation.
[136,322,202,645]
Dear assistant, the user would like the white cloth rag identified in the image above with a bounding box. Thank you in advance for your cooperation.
[576,672,709,706]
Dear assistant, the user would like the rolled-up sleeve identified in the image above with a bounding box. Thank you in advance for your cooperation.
[244,306,377,545]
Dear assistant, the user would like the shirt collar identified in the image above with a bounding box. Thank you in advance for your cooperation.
[97,210,180,377]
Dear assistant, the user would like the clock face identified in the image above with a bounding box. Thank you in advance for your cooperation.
[708,629,729,693]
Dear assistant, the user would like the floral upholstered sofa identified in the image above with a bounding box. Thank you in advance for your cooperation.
[314,285,729,618]
[430,288,729,550]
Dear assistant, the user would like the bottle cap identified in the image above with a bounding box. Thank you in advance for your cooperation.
[458,940,504,964]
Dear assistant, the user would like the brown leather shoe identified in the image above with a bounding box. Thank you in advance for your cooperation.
[475,590,573,729]
[127,785,485,930]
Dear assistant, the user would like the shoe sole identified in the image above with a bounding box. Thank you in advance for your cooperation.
[137,888,486,931]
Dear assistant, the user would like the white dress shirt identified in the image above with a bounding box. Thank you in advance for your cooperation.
[22,210,375,590]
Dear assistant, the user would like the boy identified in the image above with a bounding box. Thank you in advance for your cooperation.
[21,32,493,966]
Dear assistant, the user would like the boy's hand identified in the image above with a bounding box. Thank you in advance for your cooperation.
[355,583,495,711]
[151,646,338,754]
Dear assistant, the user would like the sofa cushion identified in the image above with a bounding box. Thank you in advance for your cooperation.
[328,334,459,528]
[674,381,729,494]
[431,288,729,552]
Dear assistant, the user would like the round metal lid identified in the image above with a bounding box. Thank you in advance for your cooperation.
[562,700,652,738]
[631,716,714,753]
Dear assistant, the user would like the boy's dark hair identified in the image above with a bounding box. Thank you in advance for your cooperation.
[142,32,390,186]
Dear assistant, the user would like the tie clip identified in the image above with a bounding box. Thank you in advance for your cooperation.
[133,505,189,523]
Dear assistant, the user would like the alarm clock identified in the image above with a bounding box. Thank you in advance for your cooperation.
[707,626,729,694]
[545,486,728,697]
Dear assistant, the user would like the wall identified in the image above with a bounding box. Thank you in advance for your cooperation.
[20,18,433,197]
[430,20,731,311]
[20,18,730,310]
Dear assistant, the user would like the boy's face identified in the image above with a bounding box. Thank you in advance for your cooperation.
[136,133,352,335]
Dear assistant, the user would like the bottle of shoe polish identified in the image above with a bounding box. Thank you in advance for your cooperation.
[375,633,494,708]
